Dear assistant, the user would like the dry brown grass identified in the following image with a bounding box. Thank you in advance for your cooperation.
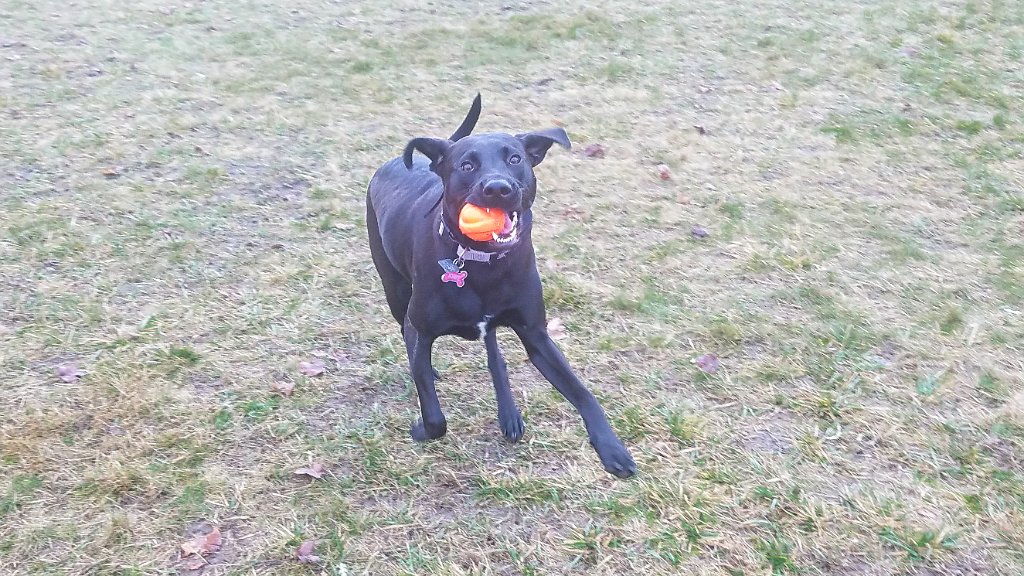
[2,0,1023,574]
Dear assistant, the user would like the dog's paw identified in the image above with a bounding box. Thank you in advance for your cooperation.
[410,419,447,442]
[591,436,637,479]
[498,409,525,443]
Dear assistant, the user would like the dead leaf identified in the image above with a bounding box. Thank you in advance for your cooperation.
[298,359,325,377]
[657,164,672,180]
[695,353,721,374]
[101,167,120,178]
[296,540,321,563]
[547,318,567,340]
[57,363,86,383]
[897,45,919,58]
[561,203,584,220]
[115,324,140,339]
[691,226,710,239]
[582,143,606,158]
[294,461,326,479]
[180,526,221,558]
[185,557,206,570]
[694,125,707,135]
[272,380,295,397]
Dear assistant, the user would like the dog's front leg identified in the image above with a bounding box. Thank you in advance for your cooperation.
[484,328,525,442]
[403,317,446,441]
[514,326,636,478]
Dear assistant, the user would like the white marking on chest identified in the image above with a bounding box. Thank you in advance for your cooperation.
[477,315,494,340]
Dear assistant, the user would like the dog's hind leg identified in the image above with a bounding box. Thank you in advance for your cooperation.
[367,200,441,381]
[484,328,525,442]
[366,198,412,329]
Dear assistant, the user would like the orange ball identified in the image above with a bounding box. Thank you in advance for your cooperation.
[459,203,506,242]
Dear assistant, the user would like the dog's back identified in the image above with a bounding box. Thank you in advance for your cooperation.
[366,94,481,264]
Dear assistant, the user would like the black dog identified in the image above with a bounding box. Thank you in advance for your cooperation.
[365,95,636,478]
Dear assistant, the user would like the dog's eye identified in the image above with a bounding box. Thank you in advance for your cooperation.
[508,154,522,165]
[460,161,475,172]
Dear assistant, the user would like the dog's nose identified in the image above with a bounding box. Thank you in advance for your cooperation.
[482,179,514,198]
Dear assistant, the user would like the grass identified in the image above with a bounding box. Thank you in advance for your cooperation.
[2,0,1024,574]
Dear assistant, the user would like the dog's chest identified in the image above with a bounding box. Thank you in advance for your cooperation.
[437,286,520,340]
[421,249,533,340]
[445,318,491,341]
[442,296,504,340]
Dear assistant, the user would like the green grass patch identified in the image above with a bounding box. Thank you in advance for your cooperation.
[472,476,565,506]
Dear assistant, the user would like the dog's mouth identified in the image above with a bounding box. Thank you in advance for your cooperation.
[458,203,521,247]
[489,210,519,244]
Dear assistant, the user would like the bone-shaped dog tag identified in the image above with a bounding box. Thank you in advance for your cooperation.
[438,259,467,288]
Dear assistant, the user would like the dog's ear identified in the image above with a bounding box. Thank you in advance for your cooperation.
[516,127,571,167]
[403,137,452,172]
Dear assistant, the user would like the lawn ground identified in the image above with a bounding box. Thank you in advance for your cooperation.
[1,0,1023,574]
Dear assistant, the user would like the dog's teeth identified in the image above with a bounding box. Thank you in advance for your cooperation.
[492,232,499,241]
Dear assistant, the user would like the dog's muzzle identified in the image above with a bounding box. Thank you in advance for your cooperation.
[467,178,523,245]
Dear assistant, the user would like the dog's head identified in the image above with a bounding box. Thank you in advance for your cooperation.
[402,100,570,248]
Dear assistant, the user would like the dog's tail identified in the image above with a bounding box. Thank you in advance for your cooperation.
[448,93,481,141]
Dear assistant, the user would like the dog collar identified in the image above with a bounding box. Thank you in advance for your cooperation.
[436,212,511,288]
[437,214,509,263]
